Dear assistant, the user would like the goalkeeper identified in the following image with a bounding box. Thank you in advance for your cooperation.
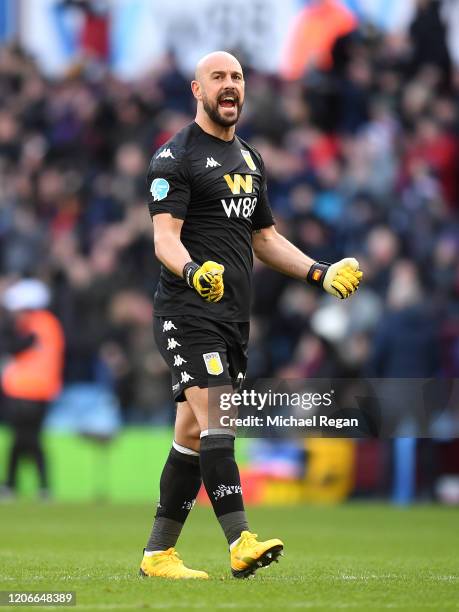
[141,50,362,580]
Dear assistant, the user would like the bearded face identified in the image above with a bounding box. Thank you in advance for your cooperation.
[201,85,243,127]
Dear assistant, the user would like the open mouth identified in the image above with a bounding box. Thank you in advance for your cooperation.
[218,94,238,109]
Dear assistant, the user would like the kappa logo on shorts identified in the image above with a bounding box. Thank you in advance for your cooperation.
[167,338,181,350]
[163,320,177,332]
[181,371,194,383]
[174,355,187,366]
[203,352,224,375]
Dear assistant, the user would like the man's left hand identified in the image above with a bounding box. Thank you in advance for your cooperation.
[307,258,363,299]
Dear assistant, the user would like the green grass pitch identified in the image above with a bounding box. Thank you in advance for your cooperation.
[0,502,458,611]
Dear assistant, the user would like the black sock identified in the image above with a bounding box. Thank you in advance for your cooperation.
[199,433,249,546]
[145,443,201,552]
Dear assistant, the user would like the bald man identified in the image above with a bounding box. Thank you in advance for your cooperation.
[141,51,362,579]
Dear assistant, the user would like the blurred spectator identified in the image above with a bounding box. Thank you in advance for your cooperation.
[367,261,440,377]
[409,0,451,81]
[0,280,65,499]
[281,0,357,80]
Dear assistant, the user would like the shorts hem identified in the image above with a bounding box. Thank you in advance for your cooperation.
[153,313,250,323]
[173,378,234,402]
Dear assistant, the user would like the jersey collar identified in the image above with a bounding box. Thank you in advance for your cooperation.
[192,121,236,145]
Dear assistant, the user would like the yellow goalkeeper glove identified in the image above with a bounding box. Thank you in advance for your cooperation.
[307,257,363,299]
[183,260,225,303]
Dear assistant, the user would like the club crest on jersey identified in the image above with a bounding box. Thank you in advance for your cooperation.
[223,173,253,195]
[241,149,256,171]
[150,178,170,201]
[203,352,224,375]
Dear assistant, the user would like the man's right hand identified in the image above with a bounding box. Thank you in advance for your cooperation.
[183,261,225,303]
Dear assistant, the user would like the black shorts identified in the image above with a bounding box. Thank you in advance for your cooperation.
[154,316,249,402]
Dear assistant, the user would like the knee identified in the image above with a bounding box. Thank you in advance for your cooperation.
[175,420,201,451]
[174,430,201,453]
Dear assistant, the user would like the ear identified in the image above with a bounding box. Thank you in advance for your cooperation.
[191,80,202,101]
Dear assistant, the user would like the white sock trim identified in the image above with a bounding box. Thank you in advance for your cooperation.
[172,440,199,456]
[200,428,235,439]
[144,550,164,556]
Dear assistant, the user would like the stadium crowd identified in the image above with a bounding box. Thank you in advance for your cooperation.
[0,3,458,424]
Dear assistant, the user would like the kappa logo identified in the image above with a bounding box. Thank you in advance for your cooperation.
[163,320,177,332]
[167,338,181,350]
[223,173,253,195]
[203,352,224,375]
[174,355,187,366]
[212,484,242,501]
[156,148,174,159]
[206,157,221,168]
[150,178,170,201]
[241,149,256,171]
[181,371,194,384]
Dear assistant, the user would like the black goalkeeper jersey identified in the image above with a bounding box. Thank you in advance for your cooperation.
[147,122,275,322]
